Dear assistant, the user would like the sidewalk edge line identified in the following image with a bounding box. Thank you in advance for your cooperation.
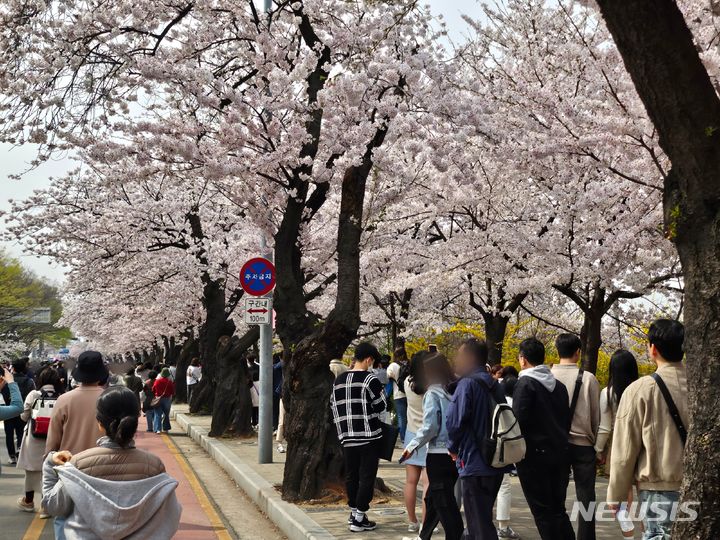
[172,411,335,540]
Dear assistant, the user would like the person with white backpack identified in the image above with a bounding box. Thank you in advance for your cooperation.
[17,366,64,515]
[446,339,516,540]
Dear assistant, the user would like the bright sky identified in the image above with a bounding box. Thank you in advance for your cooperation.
[0,0,479,281]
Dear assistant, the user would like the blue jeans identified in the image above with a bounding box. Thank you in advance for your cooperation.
[394,397,408,443]
[54,516,67,539]
[145,409,155,431]
[639,490,680,540]
[153,397,172,432]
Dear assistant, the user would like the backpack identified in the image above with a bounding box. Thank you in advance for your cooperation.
[472,375,526,467]
[30,390,58,439]
[396,361,410,393]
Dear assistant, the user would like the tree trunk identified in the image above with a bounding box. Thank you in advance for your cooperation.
[282,132,380,501]
[209,326,259,437]
[579,287,605,374]
[189,276,227,414]
[483,313,509,366]
[591,2,720,535]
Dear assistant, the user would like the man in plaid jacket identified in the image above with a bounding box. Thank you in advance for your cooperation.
[330,342,387,533]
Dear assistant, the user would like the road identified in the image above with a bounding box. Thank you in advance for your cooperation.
[0,419,284,540]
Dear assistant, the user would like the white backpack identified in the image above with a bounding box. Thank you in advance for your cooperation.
[31,390,58,439]
[472,376,526,467]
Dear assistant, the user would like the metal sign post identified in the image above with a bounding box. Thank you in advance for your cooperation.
[240,254,276,464]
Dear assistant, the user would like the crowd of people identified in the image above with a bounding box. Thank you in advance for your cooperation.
[0,352,185,539]
[0,317,688,540]
[330,319,688,540]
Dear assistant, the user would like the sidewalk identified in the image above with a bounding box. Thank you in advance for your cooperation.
[135,430,232,539]
[171,405,640,540]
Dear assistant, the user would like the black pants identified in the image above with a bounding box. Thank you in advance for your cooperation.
[343,440,380,512]
[461,474,503,540]
[569,444,596,540]
[4,417,25,459]
[420,454,464,540]
[517,458,575,540]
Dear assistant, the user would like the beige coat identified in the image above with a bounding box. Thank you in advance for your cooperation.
[551,364,601,447]
[607,363,688,502]
[45,385,105,455]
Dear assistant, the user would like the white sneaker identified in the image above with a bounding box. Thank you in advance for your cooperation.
[407,521,419,532]
[497,526,521,539]
[277,443,286,453]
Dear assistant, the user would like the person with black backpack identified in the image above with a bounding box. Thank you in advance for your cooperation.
[446,338,512,539]
[607,320,688,540]
[17,366,64,514]
[513,337,574,540]
[2,358,35,465]
[551,334,601,540]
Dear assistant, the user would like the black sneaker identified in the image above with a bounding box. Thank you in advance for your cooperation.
[347,512,354,525]
[349,516,377,532]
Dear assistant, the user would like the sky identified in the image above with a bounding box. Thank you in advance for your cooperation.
[0,0,479,282]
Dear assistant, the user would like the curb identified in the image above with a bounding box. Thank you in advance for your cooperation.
[172,411,335,540]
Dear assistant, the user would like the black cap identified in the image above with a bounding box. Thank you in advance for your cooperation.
[71,351,109,384]
[354,342,381,363]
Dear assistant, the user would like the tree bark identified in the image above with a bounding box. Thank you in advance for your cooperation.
[591,2,720,536]
[483,313,509,366]
[281,124,386,501]
[579,287,605,374]
[209,326,259,437]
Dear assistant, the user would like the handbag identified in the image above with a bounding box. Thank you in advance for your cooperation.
[379,421,399,461]
[150,395,162,408]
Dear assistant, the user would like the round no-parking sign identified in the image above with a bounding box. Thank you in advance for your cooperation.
[240,257,276,296]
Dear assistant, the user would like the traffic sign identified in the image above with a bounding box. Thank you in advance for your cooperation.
[244,297,272,325]
[240,257,276,297]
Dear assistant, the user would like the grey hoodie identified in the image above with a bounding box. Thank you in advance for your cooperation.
[519,364,556,392]
[42,453,181,540]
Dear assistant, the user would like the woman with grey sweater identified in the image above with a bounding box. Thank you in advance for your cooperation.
[42,386,181,539]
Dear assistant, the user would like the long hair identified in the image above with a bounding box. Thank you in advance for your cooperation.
[422,353,454,390]
[408,350,430,394]
[607,349,639,407]
[36,366,64,395]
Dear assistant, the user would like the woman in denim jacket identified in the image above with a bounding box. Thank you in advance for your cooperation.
[401,353,463,540]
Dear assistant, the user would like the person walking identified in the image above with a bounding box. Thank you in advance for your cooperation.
[330,342,387,533]
[551,333,601,540]
[513,337,574,540]
[141,371,159,432]
[402,353,464,540]
[608,320,688,540]
[0,366,24,475]
[185,358,201,404]
[152,367,175,433]
[45,350,109,539]
[403,351,431,533]
[135,361,152,382]
[123,367,144,401]
[387,345,410,443]
[2,358,35,465]
[46,351,108,455]
[595,349,638,538]
[16,366,64,515]
[42,386,181,539]
[446,338,509,539]
[496,375,521,539]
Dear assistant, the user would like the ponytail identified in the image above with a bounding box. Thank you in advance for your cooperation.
[96,386,140,448]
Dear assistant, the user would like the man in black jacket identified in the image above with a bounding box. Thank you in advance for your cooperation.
[513,338,574,540]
